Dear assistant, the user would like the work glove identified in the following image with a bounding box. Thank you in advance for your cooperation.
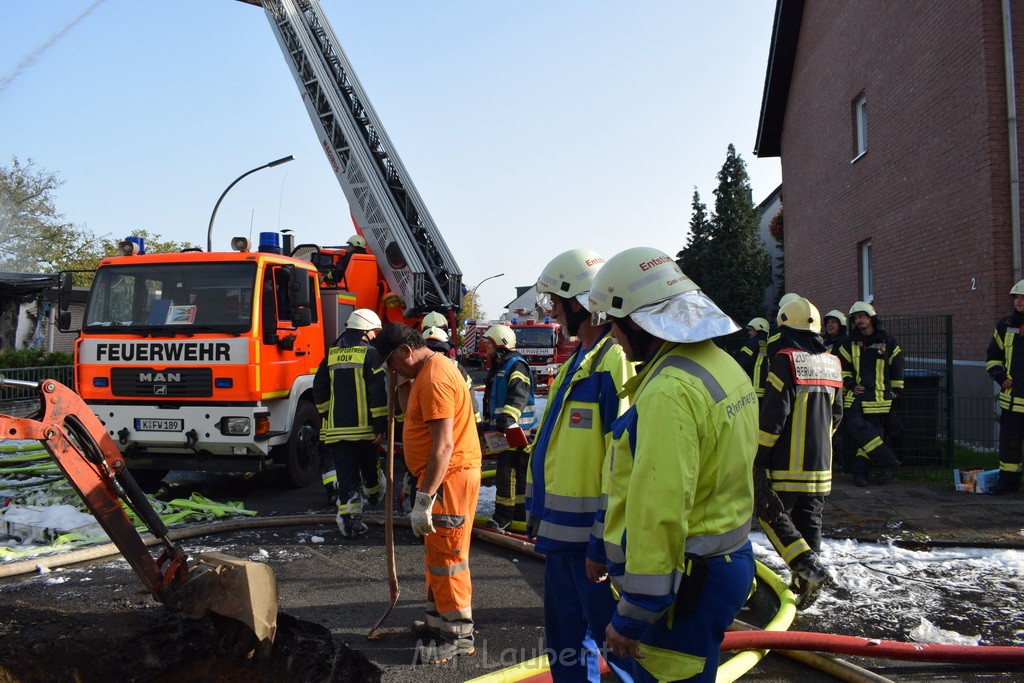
[410,491,437,537]
[753,467,785,523]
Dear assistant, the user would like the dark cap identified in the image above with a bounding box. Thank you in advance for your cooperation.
[371,322,422,366]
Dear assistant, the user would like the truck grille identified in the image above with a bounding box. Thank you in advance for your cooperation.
[110,368,213,398]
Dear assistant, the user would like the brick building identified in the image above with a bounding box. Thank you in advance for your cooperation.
[755,0,1024,401]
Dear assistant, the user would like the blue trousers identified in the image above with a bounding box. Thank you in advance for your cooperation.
[632,543,754,683]
[544,552,633,682]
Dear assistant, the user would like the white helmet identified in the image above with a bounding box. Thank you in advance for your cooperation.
[421,311,448,329]
[824,309,847,327]
[777,292,801,310]
[1011,280,1024,296]
[483,324,516,350]
[849,301,876,318]
[588,247,738,343]
[347,235,367,250]
[537,248,606,309]
[778,297,821,333]
[422,326,449,343]
[746,317,769,334]
[346,308,382,331]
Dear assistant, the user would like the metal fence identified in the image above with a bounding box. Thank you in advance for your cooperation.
[0,365,75,418]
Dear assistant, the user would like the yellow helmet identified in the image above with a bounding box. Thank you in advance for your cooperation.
[536,248,606,299]
[346,308,382,331]
[778,298,821,333]
[849,301,876,318]
[588,247,698,318]
[746,317,769,334]
[421,311,448,329]
[483,324,516,350]
[778,292,801,309]
[422,326,449,343]
[824,309,847,327]
[1011,280,1024,296]
[347,235,367,250]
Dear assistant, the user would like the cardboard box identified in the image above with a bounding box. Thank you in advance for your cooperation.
[953,468,1000,494]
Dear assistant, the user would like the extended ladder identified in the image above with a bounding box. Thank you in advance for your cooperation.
[242,0,463,315]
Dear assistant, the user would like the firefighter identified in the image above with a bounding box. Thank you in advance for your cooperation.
[312,308,387,538]
[371,322,482,664]
[766,292,801,360]
[734,317,770,400]
[528,248,636,682]
[423,326,480,424]
[481,324,536,530]
[328,235,369,285]
[754,298,843,608]
[822,309,848,354]
[588,247,756,683]
[985,279,1024,495]
[421,311,449,331]
[839,301,904,487]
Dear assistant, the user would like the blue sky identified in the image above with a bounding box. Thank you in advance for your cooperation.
[0,1,781,320]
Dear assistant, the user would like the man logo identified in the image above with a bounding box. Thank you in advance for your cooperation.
[154,386,168,395]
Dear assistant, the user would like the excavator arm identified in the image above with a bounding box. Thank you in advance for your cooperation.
[0,377,278,652]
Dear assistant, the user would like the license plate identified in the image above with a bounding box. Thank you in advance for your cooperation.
[134,418,184,432]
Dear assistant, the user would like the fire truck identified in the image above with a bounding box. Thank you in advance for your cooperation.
[461,318,575,393]
[58,0,462,487]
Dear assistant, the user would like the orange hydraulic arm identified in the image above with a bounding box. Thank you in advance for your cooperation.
[0,377,187,600]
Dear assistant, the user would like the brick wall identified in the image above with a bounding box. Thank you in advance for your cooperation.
[779,0,1023,361]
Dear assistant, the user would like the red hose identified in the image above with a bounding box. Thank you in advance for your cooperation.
[722,630,1024,664]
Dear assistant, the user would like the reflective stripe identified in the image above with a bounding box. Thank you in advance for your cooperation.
[434,514,466,528]
[543,492,601,514]
[684,519,751,557]
[654,355,727,402]
[617,599,662,623]
[618,571,675,596]
[438,607,474,623]
[605,542,625,564]
[537,520,592,544]
[429,561,469,577]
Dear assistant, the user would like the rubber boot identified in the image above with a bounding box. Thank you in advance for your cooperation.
[988,471,1021,495]
[851,458,870,488]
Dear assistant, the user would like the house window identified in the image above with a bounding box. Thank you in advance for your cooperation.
[853,92,867,160]
[860,239,873,302]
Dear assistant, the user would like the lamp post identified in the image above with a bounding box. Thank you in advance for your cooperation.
[207,154,295,251]
[468,272,504,320]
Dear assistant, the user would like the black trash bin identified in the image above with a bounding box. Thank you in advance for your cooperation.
[893,369,944,465]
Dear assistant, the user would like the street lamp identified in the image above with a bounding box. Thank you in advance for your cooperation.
[468,272,504,319]
[207,154,295,251]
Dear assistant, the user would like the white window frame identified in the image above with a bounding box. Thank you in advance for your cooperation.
[860,239,873,303]
[853,93,868,161]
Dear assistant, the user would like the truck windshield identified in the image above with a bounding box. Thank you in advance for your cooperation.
[513,326,557,348]
[83,262,258,334]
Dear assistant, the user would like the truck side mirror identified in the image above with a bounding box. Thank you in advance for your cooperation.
[59,272,72,312]
[57,311,72,332]
[285,266,311,308]
[291,308,312,328]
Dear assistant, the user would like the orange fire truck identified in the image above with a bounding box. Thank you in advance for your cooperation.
[58,0,462,487]
[461,318,575,393]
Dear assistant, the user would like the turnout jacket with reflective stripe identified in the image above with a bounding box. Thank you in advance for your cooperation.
[605,341,756,640]
[756,348,843,495]
[735,331,769,397]
[986,312,1024,412]
[483,350,537,430]
[312,329,387,443]
[525,332,634,558]
[838,329,904,414]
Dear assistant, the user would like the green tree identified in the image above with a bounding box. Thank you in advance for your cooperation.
[456,289,483,328]
[0,156,97,277]
[677,188,713,286]
[677,144,770,325]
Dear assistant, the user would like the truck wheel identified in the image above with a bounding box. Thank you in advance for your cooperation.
[275,400,322,488]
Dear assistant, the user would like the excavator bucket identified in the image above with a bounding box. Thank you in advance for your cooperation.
[167,552,279,655]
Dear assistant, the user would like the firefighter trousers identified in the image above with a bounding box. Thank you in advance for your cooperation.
[494,448,528,526]
[845,408,899,476]
[424,466,481,640]
[997,409,1024,485]
[757,492,825,568]
[631,543,754,683]
[323,440,380,514]
[543,552,633,683]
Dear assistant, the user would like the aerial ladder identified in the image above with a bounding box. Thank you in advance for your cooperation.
[238,0,463,318]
